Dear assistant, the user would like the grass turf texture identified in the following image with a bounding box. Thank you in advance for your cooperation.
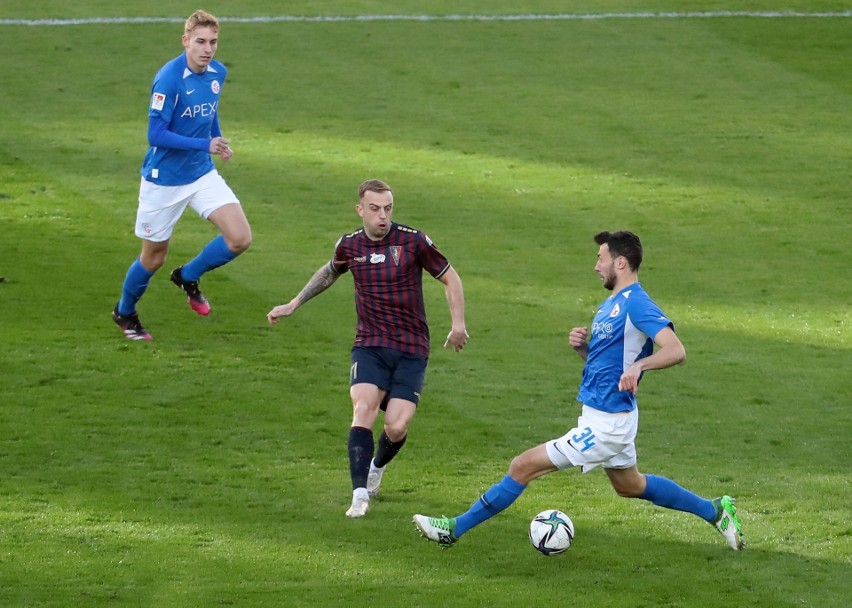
[1,1,850,606]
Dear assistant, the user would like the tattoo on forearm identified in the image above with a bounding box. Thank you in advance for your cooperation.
[298,266,337,304]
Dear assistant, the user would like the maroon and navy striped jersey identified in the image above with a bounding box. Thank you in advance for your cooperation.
[329,222,451,357]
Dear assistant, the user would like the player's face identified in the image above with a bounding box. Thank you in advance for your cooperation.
[182,26,219,73]
[595,244,618,291]
[357,190,394,241]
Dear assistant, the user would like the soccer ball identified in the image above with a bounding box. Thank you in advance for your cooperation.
[529,509,575,556]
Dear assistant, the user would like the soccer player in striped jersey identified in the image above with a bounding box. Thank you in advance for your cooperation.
[267,179,469,518]
[112,9,251,341]
[414,231,744,551]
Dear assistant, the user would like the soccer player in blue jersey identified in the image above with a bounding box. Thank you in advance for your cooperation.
[414,231,745,551]
[267,179,469,518]
[112,9,251,340]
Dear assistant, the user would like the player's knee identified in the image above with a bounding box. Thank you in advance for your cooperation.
[140,252,166,272]
[508,454,533,484]
[351,400,379,425]
[227,233,251,255]
[383,421,408,442]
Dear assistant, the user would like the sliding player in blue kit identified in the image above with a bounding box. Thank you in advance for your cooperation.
[415,231,745,551]
[112,9,251,340]
[267,180,469,518]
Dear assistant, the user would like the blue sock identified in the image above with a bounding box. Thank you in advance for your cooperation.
[117,258,154,315]
[641,474,717,522]
[181,235,237,282]
[454,475,527,538]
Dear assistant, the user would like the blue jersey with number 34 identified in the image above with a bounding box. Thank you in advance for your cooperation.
[577,283,673,413]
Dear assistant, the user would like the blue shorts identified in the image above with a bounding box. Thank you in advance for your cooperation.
[350,347,428,410]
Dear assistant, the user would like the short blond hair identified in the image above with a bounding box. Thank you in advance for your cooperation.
[185,9,219,35]
[358,179,393,200]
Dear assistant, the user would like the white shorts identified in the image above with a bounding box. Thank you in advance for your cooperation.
[135,170,239,242]
[545,405,639,473]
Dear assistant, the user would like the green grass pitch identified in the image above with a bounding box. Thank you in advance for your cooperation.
[0,1,849,606]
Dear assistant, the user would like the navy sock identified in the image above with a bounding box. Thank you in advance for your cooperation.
[641,474,717,522]
[348,426,374,490]
[181,235,237,282]
[373,431,406,468]
[454,475,527,537]
[117,258,154,315]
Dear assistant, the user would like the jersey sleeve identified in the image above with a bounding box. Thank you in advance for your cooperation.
[329,235,349,275]
[148,68,179,123]
[628,294,674,341]
[147,116,210,151]
[416,232,451,279]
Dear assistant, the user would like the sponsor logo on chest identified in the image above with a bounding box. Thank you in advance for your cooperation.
[593,304,619,339]
[352,247,403,266]
[181,100,218,118]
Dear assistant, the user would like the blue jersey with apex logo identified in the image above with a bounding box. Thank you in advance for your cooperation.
[141,53,226,185]
[577,282,674,413]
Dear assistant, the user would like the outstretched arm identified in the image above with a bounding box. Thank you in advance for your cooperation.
[267,263,340,324]
[439,267,469,351]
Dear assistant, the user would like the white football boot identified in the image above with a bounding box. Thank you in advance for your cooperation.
[345,488,370,518]
[366,461,386,498]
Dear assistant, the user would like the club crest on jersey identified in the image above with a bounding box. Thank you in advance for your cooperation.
[610,303,621,317]
[151,92,166,111]
[390,246,402,267]
[370,253,386,264]
[211,80,220,94]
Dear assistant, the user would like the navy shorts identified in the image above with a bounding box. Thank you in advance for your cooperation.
[350,346,428,410]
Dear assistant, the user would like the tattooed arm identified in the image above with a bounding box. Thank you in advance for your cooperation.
[267,263,340,324]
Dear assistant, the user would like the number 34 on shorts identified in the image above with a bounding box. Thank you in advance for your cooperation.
[572,426,597,452]
[545,406,639,472]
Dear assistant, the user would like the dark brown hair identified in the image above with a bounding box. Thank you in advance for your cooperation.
[594,231,643,271]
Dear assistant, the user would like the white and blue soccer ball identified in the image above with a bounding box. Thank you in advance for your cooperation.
[529,509,575,556]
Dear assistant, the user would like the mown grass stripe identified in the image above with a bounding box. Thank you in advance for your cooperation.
[2,11,852,27]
